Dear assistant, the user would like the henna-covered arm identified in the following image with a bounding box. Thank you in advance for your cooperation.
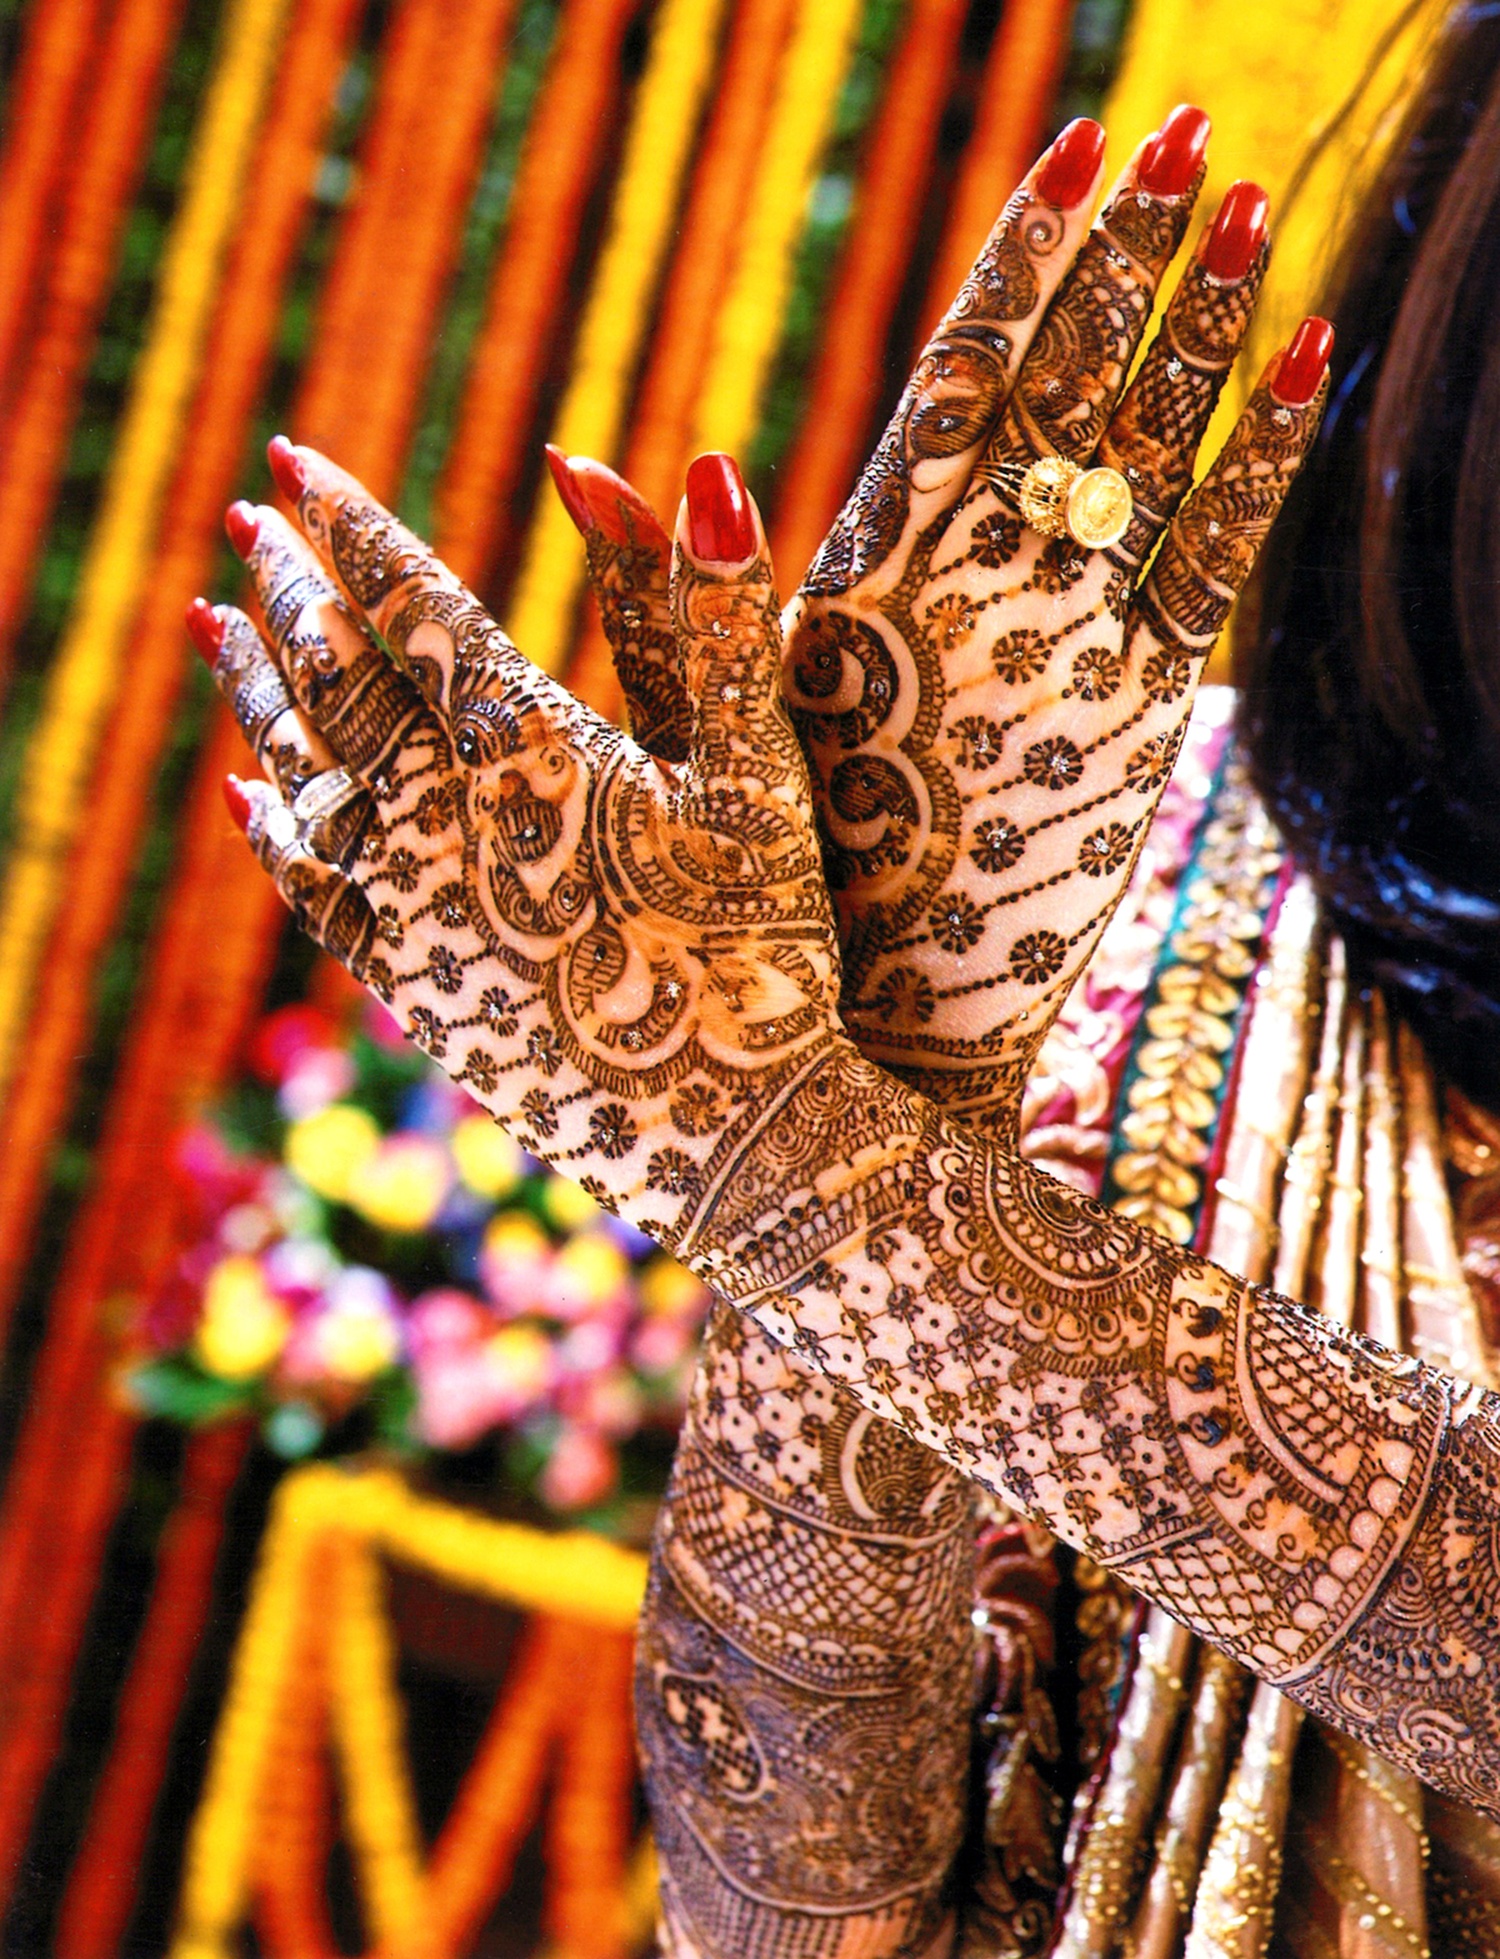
[672,1044,1500,1823]
[199,414,1500,1822]
[559,111,1281,1959]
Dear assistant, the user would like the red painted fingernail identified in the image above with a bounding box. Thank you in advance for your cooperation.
[267,434,306,501]
[225,501,259,558]
[1035,118,1105,208]
[185,597,224,664]
[1273,316,1335,406]
[685,453,755,563]
[1202,180,1269,282]
[1138,104,1211,197]
[545,445,595,535]
[223,775,253,832]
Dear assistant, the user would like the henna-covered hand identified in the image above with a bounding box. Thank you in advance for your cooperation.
[554,114,1306,1959]
[566,112,1320,1145]
[207,448,847,1251]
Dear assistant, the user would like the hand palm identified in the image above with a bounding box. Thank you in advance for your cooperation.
[222,461,840,1239]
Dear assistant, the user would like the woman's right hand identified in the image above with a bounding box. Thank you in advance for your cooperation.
[567,109,1327,1139]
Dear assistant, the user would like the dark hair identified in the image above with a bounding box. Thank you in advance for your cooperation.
[1237,2,1500,1100]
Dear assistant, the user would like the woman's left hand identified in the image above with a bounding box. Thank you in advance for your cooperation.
[201,446,847,1248]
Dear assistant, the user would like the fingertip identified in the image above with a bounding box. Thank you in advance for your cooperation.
[1201,180,1270,283]
[545,444,595,536]
[267,434,307,502]
[1034,118,1106,209]
[684,453,757,566]
[185,597,223,665]
[1138,103,1211,197]
[223,775,253,832]
[1272,317,1335,407]
[226,501,259,559]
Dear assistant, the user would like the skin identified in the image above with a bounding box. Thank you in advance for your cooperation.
[199,116,1500,1958]
[573,130,1274,1959]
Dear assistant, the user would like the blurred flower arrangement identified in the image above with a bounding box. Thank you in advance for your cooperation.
[125,998,712,1536]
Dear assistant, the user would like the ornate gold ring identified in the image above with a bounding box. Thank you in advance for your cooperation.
[981,453,1133,551]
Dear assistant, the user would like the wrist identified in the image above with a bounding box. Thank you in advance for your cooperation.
[677,1035,930,1304]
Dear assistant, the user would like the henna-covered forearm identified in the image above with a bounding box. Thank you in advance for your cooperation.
[670,1042,1500,1820]
[638,1304,975,1959]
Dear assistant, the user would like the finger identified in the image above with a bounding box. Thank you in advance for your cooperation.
[187,598,338,802]
[228,773,381,983]
[1134,316,1334,660]
[675,455,809,801]
[229,499,436,791]
[1100,180,1271,571]
[260,442,597,764]
[985,105,1212,480]
[545,447,689,762]
[804,118,1106,596]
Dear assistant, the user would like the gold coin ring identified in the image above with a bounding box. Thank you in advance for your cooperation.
[983,455,1134,552]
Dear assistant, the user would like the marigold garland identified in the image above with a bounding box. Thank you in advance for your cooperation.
[302,0,524,472]
[171,1465,647,1959]
[0,0,528,1888]
[425,1617,582,1954]
[0,0,187,675]
[0,0,293,1105]
[565,0,799,716]
[328,1535,432,1953]
[436,0,639,592]
[171,1473,331,1959]
[916,0,1075,344]
[55,1423,251,1959]
[769,0,969,588]
[251,1551,341,1959]
[504,0,730,674]
[545,1625,637,1959]
[0,0,110,421]
[295,0,455,451]
[688,0,866,460]
[0,0,368,1350]
[622,0,798,514]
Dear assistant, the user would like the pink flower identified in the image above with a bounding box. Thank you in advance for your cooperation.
[573,1367,645,1439]
[539,1425,618,1510]
[479,1213,554,1317]
[631,1314,697,1376]
[554,1318,621,1381]
[414,1348,513,1449]
[279,1046,357,1119]
[408,1288,491,1356]
[362,1000,410,1051]
[250,1006,340,1084]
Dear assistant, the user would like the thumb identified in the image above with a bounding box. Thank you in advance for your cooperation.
[673,454,806,793]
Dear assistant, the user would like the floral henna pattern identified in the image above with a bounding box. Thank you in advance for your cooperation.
[637,1304,976,1959]
[675,1042,1500,1822]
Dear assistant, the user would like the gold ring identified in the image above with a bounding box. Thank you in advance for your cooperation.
[981,454,1133,551]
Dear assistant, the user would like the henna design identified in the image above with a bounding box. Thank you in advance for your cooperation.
[637,1304,975,1959]
[222,165,1319,1951]
[801,184,1074,600]
[670,1042,1500,1821]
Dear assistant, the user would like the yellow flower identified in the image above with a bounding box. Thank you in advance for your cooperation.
[319,1311,401,1383]
[540,1175,600,1233]
[196,1255,291,1379]
[285,1104,381,1203]
[485,1323,553,1402]
[482,1210,551,1266]
[550,1232,629,1317]
[347,1135,452,1234]
[451,1114,523,1198]
[638,1255,707,1318]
